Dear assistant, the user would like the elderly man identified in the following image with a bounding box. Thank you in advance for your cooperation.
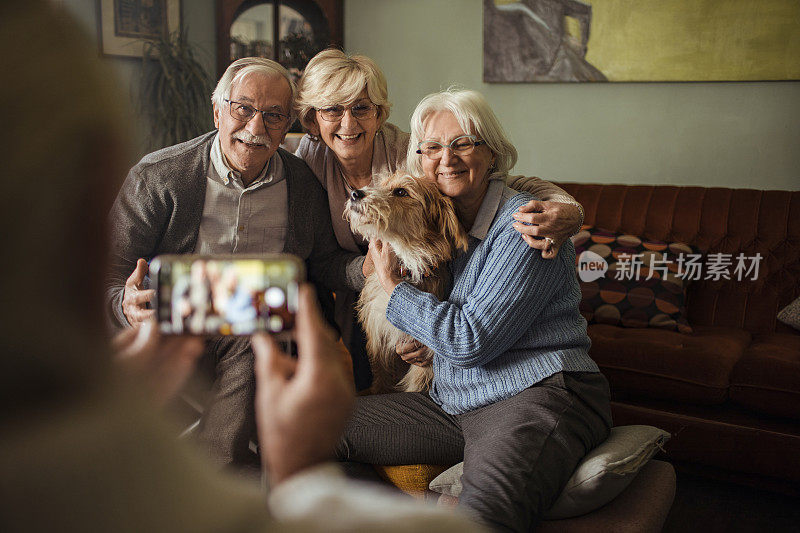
[106,57,365,468]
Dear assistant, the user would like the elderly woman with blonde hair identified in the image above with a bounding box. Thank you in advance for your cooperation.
[335,88,612,532]
[294,49,585,390]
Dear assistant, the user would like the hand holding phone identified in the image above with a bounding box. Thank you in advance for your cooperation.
[150,254,304,336]
[113,320,204,406]
[252,284,354,483]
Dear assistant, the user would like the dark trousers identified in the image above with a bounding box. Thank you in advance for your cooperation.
[195,337,258,469]
[336,372,613,533]
[348,311,373,392]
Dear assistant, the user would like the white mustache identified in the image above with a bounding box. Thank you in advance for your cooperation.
[233,131,270,147]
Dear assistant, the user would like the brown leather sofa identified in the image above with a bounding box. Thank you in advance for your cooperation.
[375,183,798,515]
[558,183,800,494]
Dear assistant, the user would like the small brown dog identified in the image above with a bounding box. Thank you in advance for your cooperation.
[345,172,468,393]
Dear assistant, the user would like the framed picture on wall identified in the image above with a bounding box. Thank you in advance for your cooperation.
[98,0,181,58]
[484,0,800,82]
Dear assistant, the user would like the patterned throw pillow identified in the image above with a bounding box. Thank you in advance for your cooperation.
[570,226,700,334]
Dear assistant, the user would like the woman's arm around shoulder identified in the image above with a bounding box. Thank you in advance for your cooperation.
[505,175,584,258]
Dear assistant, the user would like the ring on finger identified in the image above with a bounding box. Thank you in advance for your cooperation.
[544,236,555,248]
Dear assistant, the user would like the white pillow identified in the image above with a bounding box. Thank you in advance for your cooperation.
[428,425,670,520]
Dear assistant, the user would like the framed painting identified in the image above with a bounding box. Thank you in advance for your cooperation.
[98,0,181,58]
[484,0,800,82]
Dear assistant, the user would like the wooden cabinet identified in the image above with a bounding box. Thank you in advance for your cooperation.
[215,0,343,79]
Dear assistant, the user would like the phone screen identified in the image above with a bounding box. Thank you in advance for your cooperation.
[152,255,302,336]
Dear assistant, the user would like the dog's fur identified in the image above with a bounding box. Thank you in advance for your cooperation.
[345,172,468,393]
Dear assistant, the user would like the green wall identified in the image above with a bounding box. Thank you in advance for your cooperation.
[345,0,800,190]
[57,0,799,190]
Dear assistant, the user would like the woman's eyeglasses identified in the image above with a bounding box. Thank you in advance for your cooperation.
[416,135,485,159]
[317,100,378,122]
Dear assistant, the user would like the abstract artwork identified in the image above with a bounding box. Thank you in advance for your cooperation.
[484,0,800,82]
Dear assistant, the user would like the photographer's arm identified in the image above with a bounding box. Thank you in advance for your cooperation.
[255,285,483,531]
[110,284,478,531]
[113,320,203,406]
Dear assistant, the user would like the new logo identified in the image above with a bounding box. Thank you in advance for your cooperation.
[577,251,608,282]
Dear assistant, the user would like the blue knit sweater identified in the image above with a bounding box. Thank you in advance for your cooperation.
[386,182,599,414]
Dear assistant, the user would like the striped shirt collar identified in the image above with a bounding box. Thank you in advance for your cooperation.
[469,178,507,241]
[210,132,277,187]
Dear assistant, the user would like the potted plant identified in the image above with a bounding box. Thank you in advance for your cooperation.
[139,30,214,150]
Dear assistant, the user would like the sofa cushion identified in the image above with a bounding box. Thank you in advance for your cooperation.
[610,400,800,482]
[559,183,800,335]
[538,460,677,533]
[571,226,698,334]
[373,464,449,497]
[588,324,751,404]
[429,425,670,520]
[729,333,800,419]
[777,297,800,331]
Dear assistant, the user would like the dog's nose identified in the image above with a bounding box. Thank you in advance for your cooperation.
[350,189,365,202]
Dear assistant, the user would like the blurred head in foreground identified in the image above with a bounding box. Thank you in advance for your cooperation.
[0,8,476,533]
[0,0,130,418]
[0,4,260,531]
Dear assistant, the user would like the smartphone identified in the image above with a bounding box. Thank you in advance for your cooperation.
[150,254,304,337]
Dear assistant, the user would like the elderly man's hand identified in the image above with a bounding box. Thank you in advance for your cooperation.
[113,320,204,406]
[253,284,354,485]
[511,201,582,259]
[122,258,155,325]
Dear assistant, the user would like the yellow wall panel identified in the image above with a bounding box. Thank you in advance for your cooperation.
[586,0,800,81]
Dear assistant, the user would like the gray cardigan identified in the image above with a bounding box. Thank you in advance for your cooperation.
[106,131,365,328]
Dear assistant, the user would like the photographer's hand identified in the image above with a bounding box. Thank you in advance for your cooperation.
[253,284,354,484]
[113,320,204,406]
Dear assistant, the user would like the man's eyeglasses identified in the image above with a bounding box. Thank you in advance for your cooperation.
[416,135,485,159]
[225,99,290,130]
[317,100,378,122]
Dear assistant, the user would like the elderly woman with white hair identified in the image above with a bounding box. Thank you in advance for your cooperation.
[335,89,612,533]
[293,49,585,390]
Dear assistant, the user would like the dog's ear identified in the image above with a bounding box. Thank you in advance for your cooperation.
[438,194,469,252]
